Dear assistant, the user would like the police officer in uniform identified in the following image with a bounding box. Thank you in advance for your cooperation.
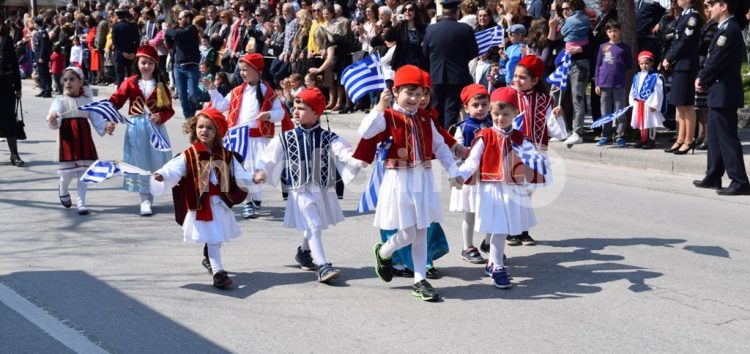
[693,0,750,195]
[662,0,703,155]
[32,17,52,98]
[423,0,478,129]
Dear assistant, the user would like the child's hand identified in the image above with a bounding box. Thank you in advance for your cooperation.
[595,86,601,96]
[253,169,267,184]
[153,173,164,182]
[202,77,216,91]
[105,122,115,135]
[552,106,562,117]
[255,111,271,121]
[649,107,656,112]
[376,90,392,112]
[453,144,468,159]
[149,113,161,123]
[449,176,464,189]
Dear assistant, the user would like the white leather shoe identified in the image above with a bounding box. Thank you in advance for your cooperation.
[140,200,153,216]
[564,132,583,146]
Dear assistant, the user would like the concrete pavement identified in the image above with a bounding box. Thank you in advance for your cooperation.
[1,81,749,352]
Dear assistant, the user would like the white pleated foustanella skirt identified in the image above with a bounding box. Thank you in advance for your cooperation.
[182,196,242,244]
[284,185,345,231]
[449,183,479,213]
[242,136,271,195]
[474,182,536,235]
[374,165,444,230]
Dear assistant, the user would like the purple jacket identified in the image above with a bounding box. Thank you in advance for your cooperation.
[594,41,633,89]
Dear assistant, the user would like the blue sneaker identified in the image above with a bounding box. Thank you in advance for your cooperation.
[484,263,493,277]
[596,137,611,146]
[615,137,626,148]
[491,266,512,289]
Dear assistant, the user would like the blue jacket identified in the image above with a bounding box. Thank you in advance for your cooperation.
[561,11,590,43]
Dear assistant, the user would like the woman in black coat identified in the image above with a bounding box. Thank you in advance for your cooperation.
[382,1,427,71]
[0,13,24,167]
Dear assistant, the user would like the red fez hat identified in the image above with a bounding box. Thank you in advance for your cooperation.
[296,88,327,116]
[239,53,265,73]
[517,55,545,79]
[421,69,432,89]
[196,108,229,137]
[393,65,425,88]
[490,87,519,108]
[637,51,654,61]
[136,45,159,64]
[460,84,489,105]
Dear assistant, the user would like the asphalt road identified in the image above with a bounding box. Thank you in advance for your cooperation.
[1,82,749,353]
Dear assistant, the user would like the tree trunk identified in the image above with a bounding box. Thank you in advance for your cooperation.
[618,0,638,95]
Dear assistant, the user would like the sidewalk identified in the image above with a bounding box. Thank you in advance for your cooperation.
[20,81,750,177]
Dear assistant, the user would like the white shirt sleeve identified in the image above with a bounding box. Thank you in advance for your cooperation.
[47,98,63,129]
[209,89,231,112]
[88,110,108,137]
[431,121,459,177]
[331,136,365,184]
[358,109,387,138]
[231,155,253,189]
[256,135,285,187]
[545,105,568,140]
[150,155,187,197]
[267,97,285,123]
[458,139,485,181]
[645,77,664,111]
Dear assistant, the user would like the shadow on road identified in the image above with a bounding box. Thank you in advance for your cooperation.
[1,271,231,353]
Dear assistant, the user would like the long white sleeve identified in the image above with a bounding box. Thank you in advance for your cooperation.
[645,77,664,111]
[256,135,285,187]
[231,156,253,189]
[47,98,63,129]
[545,106,568,140]
[457,139,484,181]
[88,111,108,137]
[358,109,387,138]
[431,121,459,177]
[267,97,284,123]
[150,155,187,197]
[209,89,231,112]
[331,136,365,185]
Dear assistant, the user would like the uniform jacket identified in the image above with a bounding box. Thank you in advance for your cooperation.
[422,17,477,86]
[665,8,701,72]
[698,16,746,109]
[33,28,52,63]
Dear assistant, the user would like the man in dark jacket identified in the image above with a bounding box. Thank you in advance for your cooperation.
[423,0,478,129]
[33,17,52,97]
[111,9,140,86]
[165,10,202,119]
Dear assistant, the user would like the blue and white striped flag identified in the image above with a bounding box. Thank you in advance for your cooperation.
[475,25,505,56]
[513,140,549,177]
[590,105,632,129]
[512,111,525,131]
[357,137,392,213]
[342,53,386,104]
[148,120,171,151]
[546,52,571,91]
[80,160,149,184]
[79,100,131,125]
[223,124,249,161]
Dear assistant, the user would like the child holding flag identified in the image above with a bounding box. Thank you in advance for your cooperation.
[455,86,541,289]
[204,53,286,219]
[109,45,174,216]
[355,65,460,302]
[253,88,364,283]
[151,108,253,289]
[47,66,115,215]
[629,51,666,149]
[450,83,492,264]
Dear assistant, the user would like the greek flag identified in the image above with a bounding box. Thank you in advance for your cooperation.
[475,25,505,56]
[356,137,392,213]
[148,120,171,151]
[342,53,386,104]
[80,160,149,184]
[223,124,249,161]
[513,111,524,131]
[79,100,131,124]
[590,105,632,129]
[546,52,571,91]
[513,140,549,177]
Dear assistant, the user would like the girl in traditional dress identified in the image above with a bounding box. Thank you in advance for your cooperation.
[151,108,253,289]
[47,67,115,215]
[253,88,364,283]
[630,51,666,149]
[109,45,174,216]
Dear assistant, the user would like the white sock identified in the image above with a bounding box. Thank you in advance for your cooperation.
[206,243,224,274]
[304,228,327,265]
[60,172,75,196]
[462,212,475,250]
[140,193,151,204]
[489,234,506,269]
[76,172,88,208]
[300,238,310,251]
[410,228,427,282]
[484,233,492,247]
[379,226,417,258]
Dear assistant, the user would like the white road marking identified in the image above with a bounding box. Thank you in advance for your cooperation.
[0,282,110,354]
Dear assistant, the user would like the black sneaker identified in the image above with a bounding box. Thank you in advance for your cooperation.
[316,263,341,283]
[201,257,212,273]
[461,246,485,264]
[426,267,440,279]
[479,239,490,253]
[373,243,393,282]
[212,271,232,289]
[506,235,521,246]
[294,246,316,271]
[519,231,536,246]
[412,279,439,302]
[393,267,414,278]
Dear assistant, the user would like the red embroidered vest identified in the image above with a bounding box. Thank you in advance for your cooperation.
[226,81,279,137]
[471,128,542,184]
[517,90,554,148]
[383,108,436,168]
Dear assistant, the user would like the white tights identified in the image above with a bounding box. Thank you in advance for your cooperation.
[206,243,224,274]
[488,234,507,269]
[60,171,87,208]
[379,226,427,282]
[303,227,327,265]
[462,212,491,250]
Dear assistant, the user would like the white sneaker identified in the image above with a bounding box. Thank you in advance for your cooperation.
[564,132,583,146]
[549,137,562,142]
[140,200,153,216]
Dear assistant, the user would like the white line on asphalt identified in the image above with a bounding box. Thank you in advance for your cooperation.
[0,282,110,354]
